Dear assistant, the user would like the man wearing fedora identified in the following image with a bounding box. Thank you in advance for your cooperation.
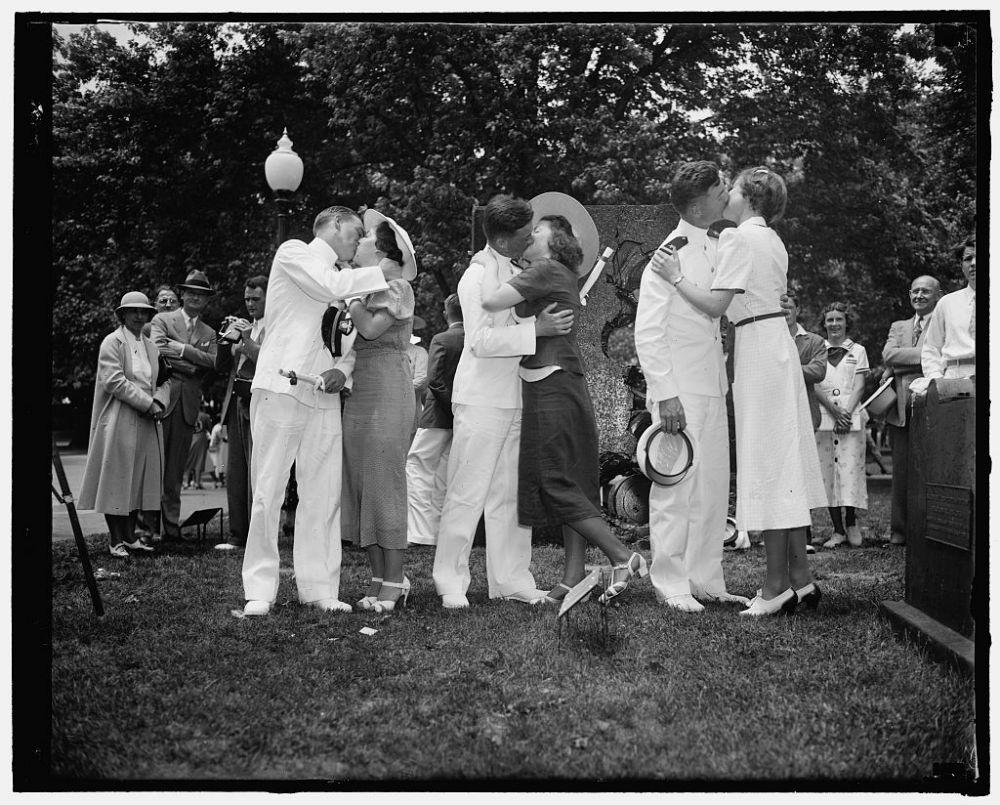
[213,274,268,551]
[634,161,748,612]
[881,274,941,546]
[432,193,573,608]
[241,205,388,617]
[149,269,219,541]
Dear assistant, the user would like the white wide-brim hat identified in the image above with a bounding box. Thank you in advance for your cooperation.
[363,209,417,281]
[529,192,600,277]
[115,290,156,314]
[635,424,696,487]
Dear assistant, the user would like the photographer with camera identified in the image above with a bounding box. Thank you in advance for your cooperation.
[213,274,268,550]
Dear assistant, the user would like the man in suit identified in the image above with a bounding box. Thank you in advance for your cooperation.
[213,274,268,551]
[432,194,573,608]
[149,269,219,541]
[241,205,389,617]
[634,161,748,612]
[786,291,827,552]
[882,274,941,545]
[406,293,465,546]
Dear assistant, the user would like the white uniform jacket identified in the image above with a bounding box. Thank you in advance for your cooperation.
[251,237,388,408]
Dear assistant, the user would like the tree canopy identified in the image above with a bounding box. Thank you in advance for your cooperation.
[46,19,981,417]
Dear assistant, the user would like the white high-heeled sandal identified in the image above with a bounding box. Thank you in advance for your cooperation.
[357,577,383,611]
[373,577,411,614]
[598,553,648,604]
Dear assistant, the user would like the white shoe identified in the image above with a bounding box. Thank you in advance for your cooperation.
[503,588,548,605]
[703,591,751,606]
[309,598,353,613]
[123,538,154,552]
[846,525,863,547]
[664,594,705,613]
[213,542,238,551]
[739,588,797,617]
[109,543,129,558]
[243,600,271,617]
[442,594,470,609]
[823,532,847,549]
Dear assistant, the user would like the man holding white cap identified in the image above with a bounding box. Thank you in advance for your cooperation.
[634,161,748,612]
[241,205,388,616]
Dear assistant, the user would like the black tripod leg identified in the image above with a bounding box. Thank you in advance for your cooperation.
[51,441,104,617]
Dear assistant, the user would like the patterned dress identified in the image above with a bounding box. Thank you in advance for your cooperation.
[341,278,416,549]
[815,339,870,509]
[711,217,827,531]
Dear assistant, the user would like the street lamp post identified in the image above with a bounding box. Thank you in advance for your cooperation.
[264,128,304,245]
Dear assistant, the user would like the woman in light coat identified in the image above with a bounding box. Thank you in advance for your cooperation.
[78,292,173,557]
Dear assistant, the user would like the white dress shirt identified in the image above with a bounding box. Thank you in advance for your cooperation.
[251,237,388,407]
[921,285,976,379]
[634,219,728,403]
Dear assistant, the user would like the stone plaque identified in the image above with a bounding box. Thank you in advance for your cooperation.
[925,483,973,551]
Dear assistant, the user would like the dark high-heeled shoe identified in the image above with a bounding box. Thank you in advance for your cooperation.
[794,582,822,610]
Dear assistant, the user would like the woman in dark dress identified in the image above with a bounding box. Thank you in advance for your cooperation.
[481,214,647,604]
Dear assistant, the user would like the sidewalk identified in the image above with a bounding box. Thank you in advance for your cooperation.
[51,449,229,543]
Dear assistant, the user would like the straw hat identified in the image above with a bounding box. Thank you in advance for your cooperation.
[363,209,418,281]
[115,291,156,314]
[529,192,600,277]
[635,424,695,487]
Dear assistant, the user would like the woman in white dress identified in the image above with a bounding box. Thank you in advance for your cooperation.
[650,167,827,616]
[813,303,869,548]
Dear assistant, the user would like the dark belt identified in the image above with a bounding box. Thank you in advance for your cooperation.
[232,377,253,401]
[733,311,785,327]
[946,357,976,366]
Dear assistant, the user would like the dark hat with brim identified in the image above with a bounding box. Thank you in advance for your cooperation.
[177,269,217,295]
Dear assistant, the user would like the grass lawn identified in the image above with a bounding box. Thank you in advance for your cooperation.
[48,482,978,788]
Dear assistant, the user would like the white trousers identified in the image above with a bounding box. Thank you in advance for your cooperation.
[432,404,537,598]
[647,392,731,600]
[406,427,452,545]
[242,391,345,604]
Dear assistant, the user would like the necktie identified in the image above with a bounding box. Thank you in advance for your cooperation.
[827,346,847,367]
[969,293,976,339]
[912,316,923,346]
[186,317,195,342]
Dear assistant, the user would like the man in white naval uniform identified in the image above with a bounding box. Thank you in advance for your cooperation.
[242,205,389,616]
[634,161,748,612]
[432,194,573,608]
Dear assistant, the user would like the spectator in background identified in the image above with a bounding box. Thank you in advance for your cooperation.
[920,235,976,382]
[213,274,267,550]
[407,319,429,442]
[207,417,227,488]
[142,284,180,338]
[149,270,218,540]
[785,292,827,430]
[184,408,212,489]
[78,292,172,557]
[406,293,465,547]
[785,291,827,553]
[813,302,869,549]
